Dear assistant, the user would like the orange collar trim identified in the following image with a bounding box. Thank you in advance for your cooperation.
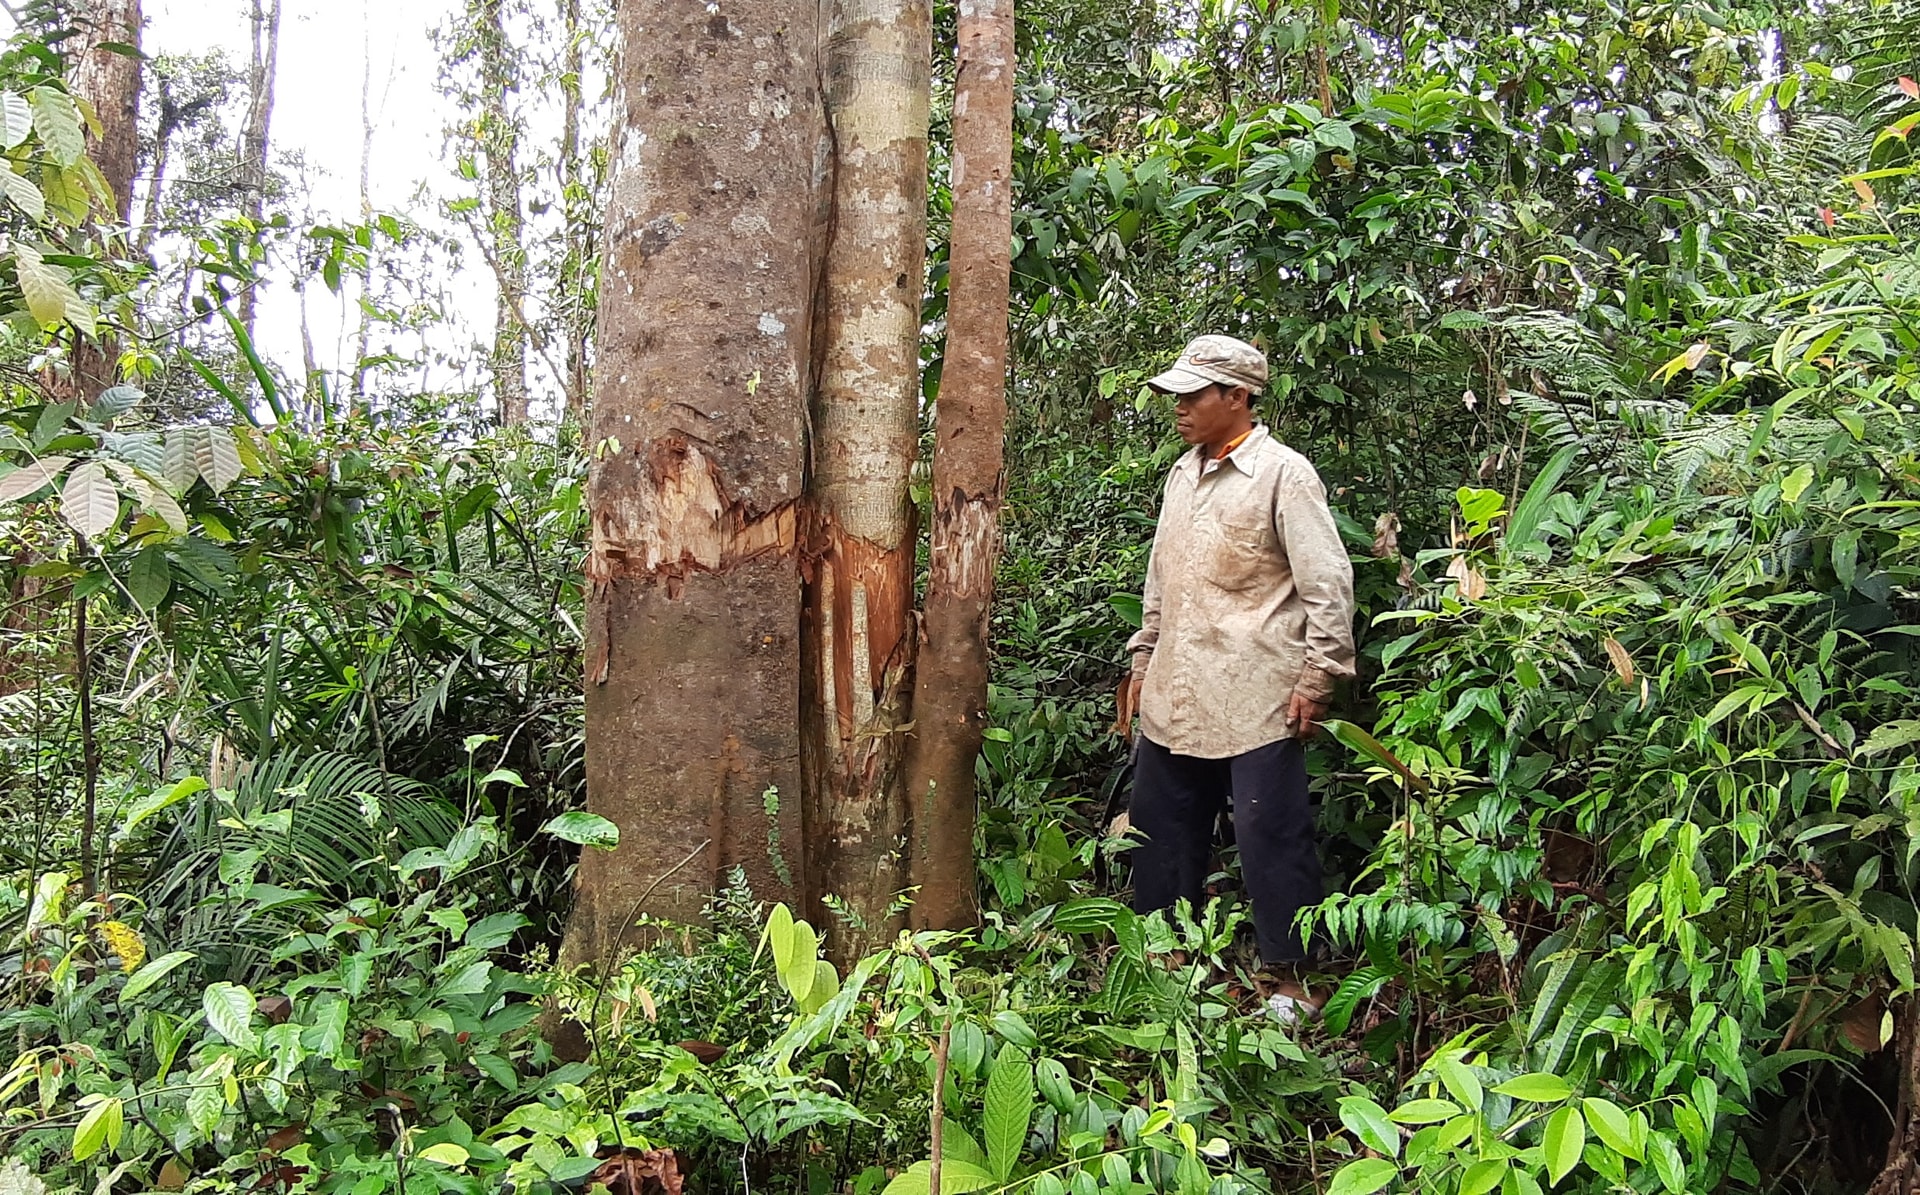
[1212,429,1254,461]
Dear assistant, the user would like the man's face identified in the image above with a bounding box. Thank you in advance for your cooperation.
[1172,383,1248,446]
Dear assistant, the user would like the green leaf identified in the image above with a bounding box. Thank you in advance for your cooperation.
[1326,1158,1400,1195]
[991,1010,1040,1050]
[784,920,819,1002]
[0,167,44,223]
[1863,720,1920,758]
[1460,1159,1508,1195]
[1493,1073,1572,1102]
[0,93,31,148]
[1438,1055,1484,1111]
[1544,1105,1584,1185]
[764,902,795,972]
[941,1125,989,1170]
[540,811,619,848]
[0,455,72,501]
[1782,463,1815,504]
[29,87,83,166]
[203,982,258,1051]
[121,950,195,1001]
[1338,1095,1400,1158]
[474,1053,517,1092]
[1507,444,1579,547]
[1387,1098,1460,1124]
[71,1096,122,1161]
[1323,720,1428,793]
[1036,1058,1074,1111]
[881,1160,997,1195]
[14,243,83,330]
[983,1043,1035,1182]
[1647,1131,1686,1194]
[416,1143,469,1167]
[1581,1097,1640,1160]
[60,460,118,538]
[127,544,171,609]
[466,912,530,950]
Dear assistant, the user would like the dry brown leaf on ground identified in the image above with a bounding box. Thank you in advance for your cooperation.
[591,1147,684,1195]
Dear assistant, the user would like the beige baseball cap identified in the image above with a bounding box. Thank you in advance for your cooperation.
[1146,334,1268,395]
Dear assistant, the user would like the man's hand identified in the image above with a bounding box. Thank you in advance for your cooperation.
[1287,690,1330,740]
[1113,673,1144,742]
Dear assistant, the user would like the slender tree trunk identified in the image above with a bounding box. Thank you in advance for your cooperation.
[238,0,281,339]
[904,0,1013,931]
[562,0,821,970]
[557,0,591,422]
[63,0,141,403]
[135,72,171,261]
[75,593,97,898]
[802,0,931,955]
[477,0,530,424]
[352,6,375,411]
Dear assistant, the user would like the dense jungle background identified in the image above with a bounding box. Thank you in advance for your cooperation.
[3,0,1920,1192]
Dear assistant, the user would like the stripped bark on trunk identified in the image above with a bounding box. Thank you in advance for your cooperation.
[476,0,530,424]
[903,0,1013,931]
[237,0,280,339]
[802,0,932,955]
[563,0,822,969]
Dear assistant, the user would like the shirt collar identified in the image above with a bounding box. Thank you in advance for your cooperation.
[1179,424,1269,480]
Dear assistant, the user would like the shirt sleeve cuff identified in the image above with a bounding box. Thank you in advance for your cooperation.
[1293,666,1339,702]
[1131,649,1153,678]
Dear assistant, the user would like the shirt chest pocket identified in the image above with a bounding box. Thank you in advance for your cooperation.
[1201,508,1272,593]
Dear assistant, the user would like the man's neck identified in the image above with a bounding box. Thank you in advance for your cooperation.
[1205,421,1256,461]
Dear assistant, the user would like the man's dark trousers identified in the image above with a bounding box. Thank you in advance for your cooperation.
[1129,735,1319,964]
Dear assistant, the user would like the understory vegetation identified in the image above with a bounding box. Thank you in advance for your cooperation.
[3,0,1920,1192]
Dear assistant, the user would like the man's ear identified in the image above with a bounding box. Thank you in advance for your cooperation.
[1233,386,1253,410]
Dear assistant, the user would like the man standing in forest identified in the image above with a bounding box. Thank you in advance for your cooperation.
[1119,334,1356,1021]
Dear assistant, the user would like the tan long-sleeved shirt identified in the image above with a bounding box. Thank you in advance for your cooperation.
[1126,426,1357,758]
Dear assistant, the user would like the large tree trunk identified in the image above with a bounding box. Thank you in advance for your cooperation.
[62,0,141,404]
[477,0,530,424]
[903,0,1013,932]
[563,0,821,970]
[801,0,931,955]
[237,0,280,339]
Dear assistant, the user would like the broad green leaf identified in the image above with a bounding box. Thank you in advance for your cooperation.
[1544,1105,1584,1185]
[540,811,619,848]
[940,1125,989,1170]
[983,1043,1035,1182]
[991,1010,1039,1049]
[1326,1158,1400,1195]
[71,1096,122,1161]
[1863,720,1920,758]
[1387,1098,1460,1124]
[0,167,43,222]
[128,544,171,609]
[1648,1131,1686,1194]
[880,1159,996,1195]
[1437,1055,1484,1110]
[60,460,119,538]
[764,902,794,971]
[1781,463,1815,504]
[1494,1073,1572,1102]
[121,950,195,1001]
[29,87,83,166]
[417,1143,469,1167]
[1323,719,1428,793]
[1581,1097,1640,1160]
[203,981,258,1051]
[0,93,30,148]
[466,912,530,950]
[0,455,72,502]
[474,1053,517,1092]
[1460,1159,1508,1195]
[784,920,819,1002]
[197,427,244,494]
[14,244,81,329]
[1508,444,1579,546]
[1338,1095,1400,1159]
[797,958,840,1015]
[1036,1057,1074,1110]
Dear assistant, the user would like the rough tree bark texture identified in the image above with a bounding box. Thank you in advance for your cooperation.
[237,0,280,338]
[801,0,931,955]
[61,0,141,404]
[904,0,1013,931]
[477,0,531,424]
[565,0,821,969]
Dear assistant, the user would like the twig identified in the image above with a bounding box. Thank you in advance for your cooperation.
[930,1017,951,1195]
